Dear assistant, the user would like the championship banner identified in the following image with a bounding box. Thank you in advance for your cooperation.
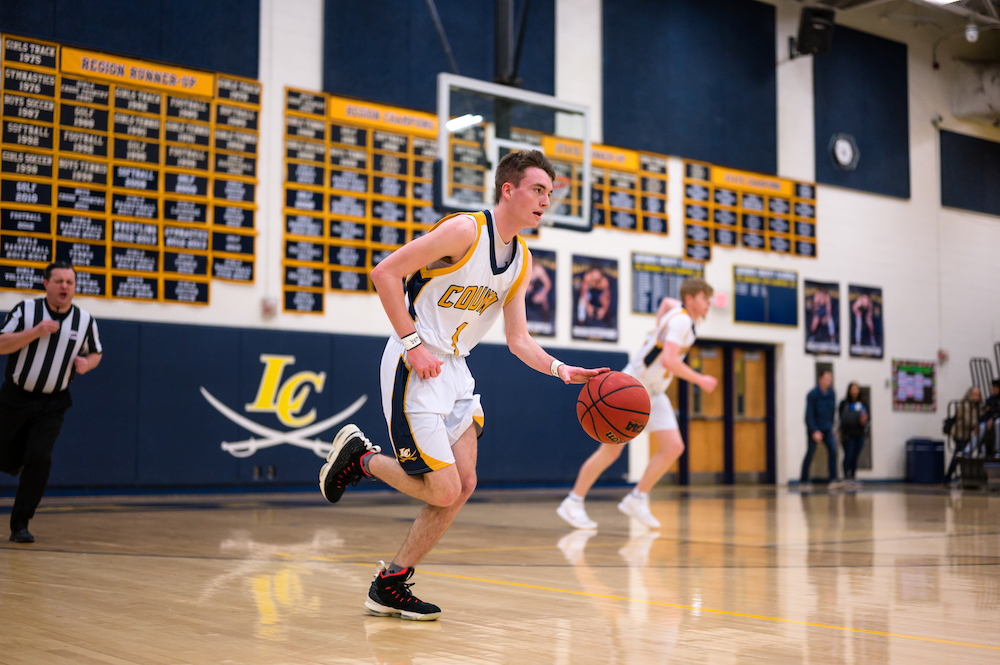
[0,34,261,304]
[572,255,618,342]
[804,280,840,355]
[848,285,884,358]
[525,248,556,337]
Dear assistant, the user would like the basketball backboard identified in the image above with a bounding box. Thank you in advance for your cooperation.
[436,73,591,230]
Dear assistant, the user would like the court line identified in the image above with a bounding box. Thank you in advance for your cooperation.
[404,567,1000,652]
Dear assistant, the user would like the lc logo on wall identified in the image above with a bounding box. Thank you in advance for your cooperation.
[200,354,367,458]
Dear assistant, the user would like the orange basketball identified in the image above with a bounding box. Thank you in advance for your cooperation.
[576,371,650,444]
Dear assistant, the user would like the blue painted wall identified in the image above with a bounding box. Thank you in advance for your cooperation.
[940,130,1000,217]
[0,0,260,78]
[603,0,777,175]
[1,317,627,490]
[813,25,910,199]
[323,0,555,113]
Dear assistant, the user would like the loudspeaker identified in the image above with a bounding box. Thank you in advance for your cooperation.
[796,8,836,56]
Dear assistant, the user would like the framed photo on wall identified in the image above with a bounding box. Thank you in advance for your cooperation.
[848,285,883,358]
[525,249,556,337]
[804,280,840,355]
[892,359,936,412]
[571,255,618,342]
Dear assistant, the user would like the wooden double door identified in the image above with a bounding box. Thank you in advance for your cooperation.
[659,341,774,485]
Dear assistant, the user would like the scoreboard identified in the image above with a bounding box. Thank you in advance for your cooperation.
[683,161,816,263]
[0,34,261,304]
[282,89,439,313]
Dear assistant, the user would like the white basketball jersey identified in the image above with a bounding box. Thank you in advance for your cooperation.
[403,210,528,357]
[623,306,696,394]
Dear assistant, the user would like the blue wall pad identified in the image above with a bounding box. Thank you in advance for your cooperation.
[0,0,260,78]
[324,0,555,112]
[940,130,1000,217]
[603,0,777,175]
[813,25,909,199]
[1,317,627,489]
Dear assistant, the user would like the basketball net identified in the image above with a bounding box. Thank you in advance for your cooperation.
[547,174,573,221]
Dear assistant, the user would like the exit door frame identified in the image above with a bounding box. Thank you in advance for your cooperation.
[676,340,776,485]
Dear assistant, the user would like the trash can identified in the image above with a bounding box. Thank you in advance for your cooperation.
[905,438,944,483]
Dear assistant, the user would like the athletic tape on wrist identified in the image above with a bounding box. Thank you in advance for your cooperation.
[401,332,422,351]
[550,359,565,377]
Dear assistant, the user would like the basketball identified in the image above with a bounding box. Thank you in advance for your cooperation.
[576,371,651,444]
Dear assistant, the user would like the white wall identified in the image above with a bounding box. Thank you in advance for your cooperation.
[4,0,999,482]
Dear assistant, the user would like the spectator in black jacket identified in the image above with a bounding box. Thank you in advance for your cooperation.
[838,382,868,489]
[800,370,841,490]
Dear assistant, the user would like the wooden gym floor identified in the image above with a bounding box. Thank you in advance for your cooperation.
[1,485,998,664]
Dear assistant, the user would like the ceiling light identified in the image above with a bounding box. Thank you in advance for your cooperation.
[924,1,962,5]
[965,22,980,42]
[446,114,483,132]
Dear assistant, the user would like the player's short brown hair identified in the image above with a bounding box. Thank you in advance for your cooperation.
[679,277,713,303]
[494,150,556,204]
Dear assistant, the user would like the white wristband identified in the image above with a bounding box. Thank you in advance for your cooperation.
[402,332,422,351]
[550,359,565,378]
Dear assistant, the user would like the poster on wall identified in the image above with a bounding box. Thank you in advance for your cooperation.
[804,280,840,355]
[525,249,556,337]
[892,359,936,412]
[571,255,618,342]
[848,285,884,358]
[733,265,798,326]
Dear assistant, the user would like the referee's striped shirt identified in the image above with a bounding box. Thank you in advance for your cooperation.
[1,297,102,394]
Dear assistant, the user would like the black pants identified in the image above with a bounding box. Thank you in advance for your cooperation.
[800,429,836,483]
[0,381,72,532]
[842,433,865,480]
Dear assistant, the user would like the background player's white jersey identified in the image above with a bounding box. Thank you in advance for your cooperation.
[402,210,528,357]
[623,306,696,394]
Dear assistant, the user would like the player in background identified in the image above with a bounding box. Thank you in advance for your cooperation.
[558,278,717,529]
[319,150,608,621]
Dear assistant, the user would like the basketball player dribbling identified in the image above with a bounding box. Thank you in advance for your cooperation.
[558,278,717,530]
[319,150,609,620]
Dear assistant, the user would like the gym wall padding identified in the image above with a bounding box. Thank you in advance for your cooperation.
[0,317,626,489]
[323,0,555,113]
[813,25,910,199]
[602,0,777,176]
[940,130,1000,218]
[0,0,260,78]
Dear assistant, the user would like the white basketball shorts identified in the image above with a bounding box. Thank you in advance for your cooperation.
[379,337,484,475]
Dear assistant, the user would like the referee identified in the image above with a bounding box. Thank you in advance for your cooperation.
[0,261,102,543]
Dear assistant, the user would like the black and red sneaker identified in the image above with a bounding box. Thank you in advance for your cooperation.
[319,424,380,504]
[365,562,442,621]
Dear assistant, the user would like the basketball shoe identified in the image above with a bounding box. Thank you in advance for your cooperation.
[557,496,598,530]
[618,492,661,529]
[319,424,380,504]
[365,561,442,621]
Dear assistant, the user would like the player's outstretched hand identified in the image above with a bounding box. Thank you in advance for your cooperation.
[407,344,443,380]
[558,365,610,385]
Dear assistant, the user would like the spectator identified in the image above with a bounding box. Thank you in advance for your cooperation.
[945,386,982,482]
[978,379,999,458]
[838,381,868,489]
[800,370,842,490]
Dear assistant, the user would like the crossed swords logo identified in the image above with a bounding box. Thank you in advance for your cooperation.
[200,387,368,458]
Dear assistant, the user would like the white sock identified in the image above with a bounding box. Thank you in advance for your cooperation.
[567,492,585,503]
[630,488,647,499]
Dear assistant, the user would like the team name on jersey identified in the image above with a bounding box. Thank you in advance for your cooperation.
[436,284,499,314]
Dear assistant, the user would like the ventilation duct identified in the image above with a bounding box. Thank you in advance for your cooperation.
[951,59,1000,124]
